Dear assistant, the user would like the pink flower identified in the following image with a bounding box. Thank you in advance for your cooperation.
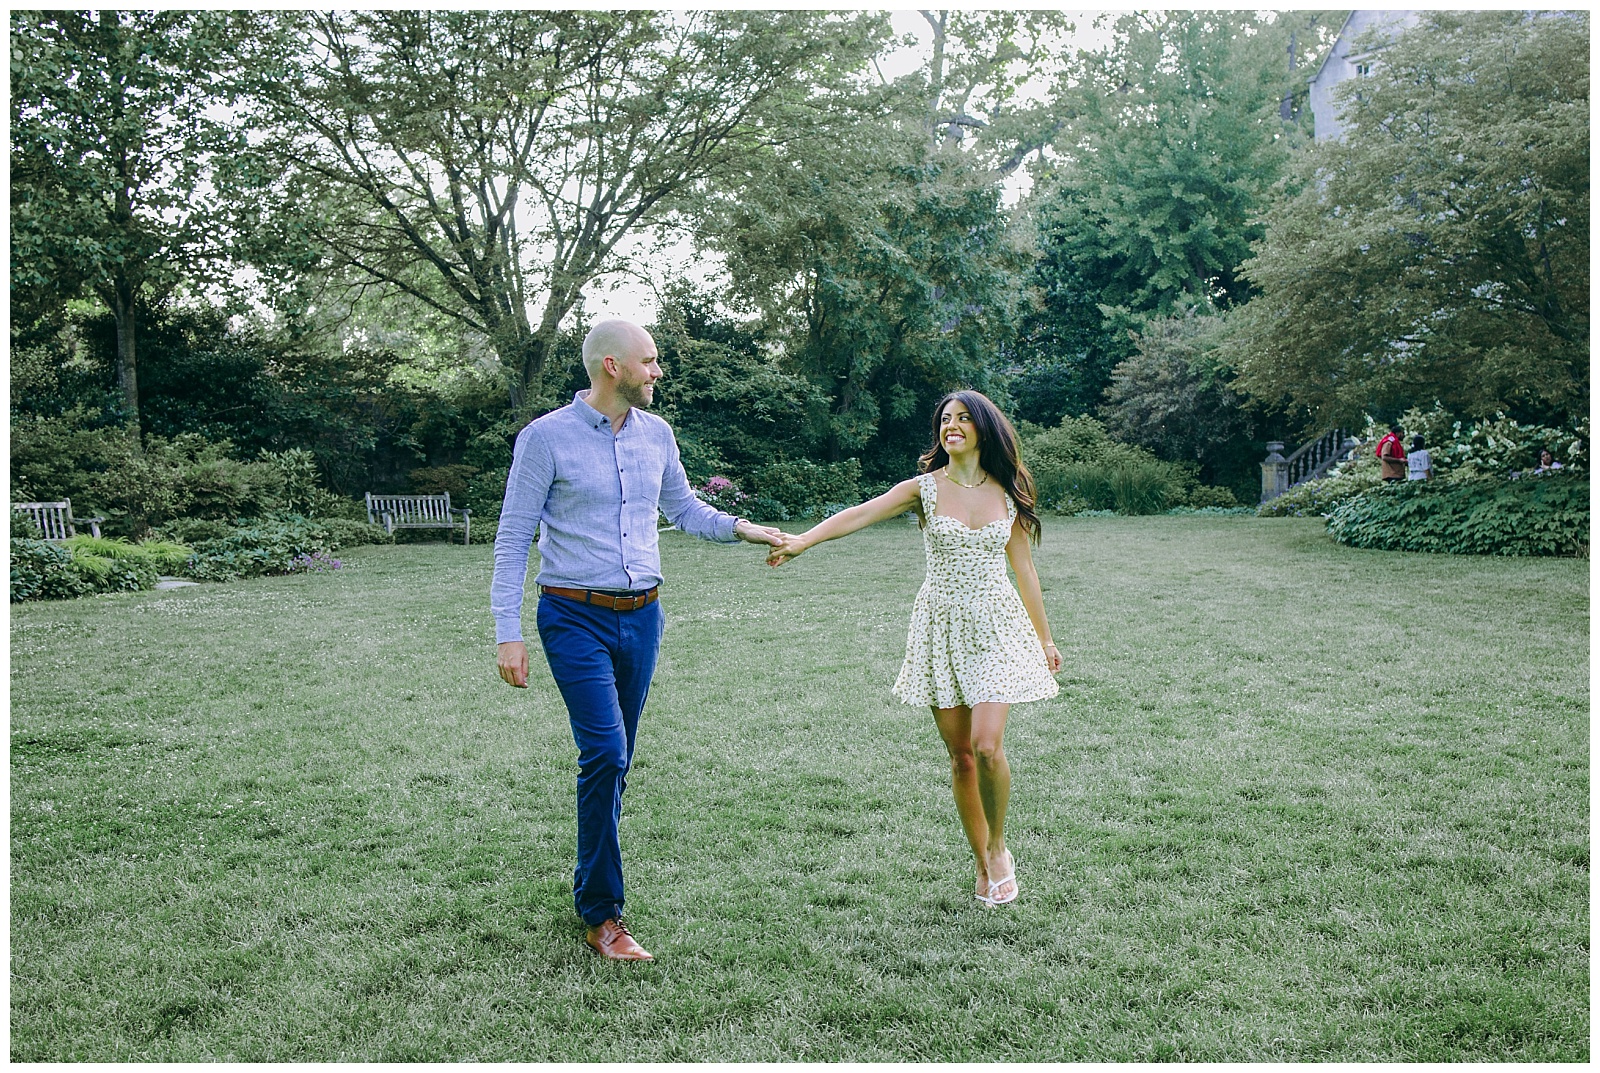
[704,476,732,493]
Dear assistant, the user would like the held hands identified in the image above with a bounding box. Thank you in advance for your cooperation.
[734,519,787,547]
[1044,642,1062,674]
[766,533,808,567]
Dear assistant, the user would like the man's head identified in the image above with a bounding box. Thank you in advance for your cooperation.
[583,319,661,409]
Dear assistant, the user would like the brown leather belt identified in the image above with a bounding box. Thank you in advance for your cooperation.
[540,585,659,611]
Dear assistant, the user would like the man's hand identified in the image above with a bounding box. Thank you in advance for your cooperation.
[497,641,529,688]
[733,519,786,547]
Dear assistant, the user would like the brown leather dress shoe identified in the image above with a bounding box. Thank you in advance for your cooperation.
[585,918,654,961]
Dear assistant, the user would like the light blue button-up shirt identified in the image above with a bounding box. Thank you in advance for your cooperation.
[491,391,741,643]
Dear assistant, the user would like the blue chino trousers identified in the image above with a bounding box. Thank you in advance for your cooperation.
[535,592,664,926]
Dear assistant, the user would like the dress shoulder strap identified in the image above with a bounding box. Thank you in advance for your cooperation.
[1003,488,1017,523]
[917,472,937,517]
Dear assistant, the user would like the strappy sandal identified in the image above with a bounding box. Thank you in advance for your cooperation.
[987,851,1018,905]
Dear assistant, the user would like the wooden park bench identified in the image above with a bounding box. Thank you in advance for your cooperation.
[14,500,104,541]
[364,492,471,545]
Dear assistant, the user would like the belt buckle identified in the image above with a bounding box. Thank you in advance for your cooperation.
[623,593,642,611]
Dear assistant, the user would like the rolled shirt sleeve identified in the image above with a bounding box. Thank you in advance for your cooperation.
[656,436,741,543]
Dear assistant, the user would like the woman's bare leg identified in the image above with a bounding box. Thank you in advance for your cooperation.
[970,701,1014,899]
[933,704,990,897]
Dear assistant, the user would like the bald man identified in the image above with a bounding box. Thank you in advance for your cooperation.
[491,318,785,961]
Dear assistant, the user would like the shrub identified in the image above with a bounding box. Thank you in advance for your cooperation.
[748,458,861,521]
[695,476,751,515]
[317,518,393,548]
[1258,466,1384,518]
[1049,461,1176,515]
[1326,473,1589,556]
[10,510,44,540]
[1183,484,1240,509]
[10,539,89,601]
[62,535,193,575]
[10,535,183,601]
[409,463,479,499]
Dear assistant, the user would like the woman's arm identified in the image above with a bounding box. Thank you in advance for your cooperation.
[767,477,922,566]
[1006,521,1062,673]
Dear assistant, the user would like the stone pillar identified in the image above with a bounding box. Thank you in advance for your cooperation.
[1260,442,1289,503]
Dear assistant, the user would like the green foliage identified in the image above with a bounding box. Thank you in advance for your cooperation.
[8,534,186,601]
[1052,461,1176,516]
[1099,311,1256,497]
[1015,11,1314,421]
[1257,467,1384,519]
[1023,414,1243,514]
[650,285,830,484]
[747,459,863,522]
[235,10,891,411]
[709,113,1027,478]
[1327,474,1589,557]
[10,10,243,430]
[1232,12,1590,427]
[9,539,89,601]
[408,464,479,500]
[11,510,44,540]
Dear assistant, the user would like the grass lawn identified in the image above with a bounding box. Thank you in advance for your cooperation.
[9,515,1589,1060]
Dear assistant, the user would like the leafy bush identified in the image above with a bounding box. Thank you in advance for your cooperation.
[1022,414,1233,513]
[409,463,479,499]
[10,539,90,601]
[748,458,862,521]
[1326,473,1589,557]
[10,510,44,540]
[1165,505,1256,516]
[1052,461,1176,515]
[62,535,193,575]
[317,518,393,548]
[1257,465,1384,518]
[695,476,751,515]
[9,534,188,601]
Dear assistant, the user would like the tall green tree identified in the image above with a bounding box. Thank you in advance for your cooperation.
[1010,11,1334,425]
[234,10,887,416]
[10,10,239,437]
[1230,11,1589,429]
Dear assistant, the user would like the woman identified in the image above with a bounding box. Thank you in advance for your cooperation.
[767,391,1061,905]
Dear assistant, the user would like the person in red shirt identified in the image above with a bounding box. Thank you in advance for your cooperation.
[1376,424,1407,482]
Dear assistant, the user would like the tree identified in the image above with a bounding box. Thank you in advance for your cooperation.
[234,10,888,415]
[10,10,239,438]
[1099,310,1255,493]
[1230,11,1589,430]
[1011,11,1333,424]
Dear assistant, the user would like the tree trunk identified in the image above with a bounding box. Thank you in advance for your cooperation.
[110,278,141,441]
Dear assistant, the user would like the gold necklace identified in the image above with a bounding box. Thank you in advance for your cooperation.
[942,465,988,489]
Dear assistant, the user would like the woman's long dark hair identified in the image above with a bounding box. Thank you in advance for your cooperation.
[917,390,1042,544]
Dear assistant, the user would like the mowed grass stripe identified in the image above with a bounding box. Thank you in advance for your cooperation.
[9,515,1588,1060]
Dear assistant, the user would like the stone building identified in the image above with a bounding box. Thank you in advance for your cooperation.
[1306,10,1419,142]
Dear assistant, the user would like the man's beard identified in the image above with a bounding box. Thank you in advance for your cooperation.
[617,377,653,409]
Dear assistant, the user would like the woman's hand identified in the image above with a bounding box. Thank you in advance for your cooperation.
[766,534,809,567]
[1043,642,1062,674]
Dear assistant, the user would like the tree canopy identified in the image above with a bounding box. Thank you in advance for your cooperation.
[1229,11,1589,429]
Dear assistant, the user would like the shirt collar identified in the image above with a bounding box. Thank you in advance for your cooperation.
[572,390,611,429]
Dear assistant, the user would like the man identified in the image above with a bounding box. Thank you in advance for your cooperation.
[492,318,784,962]
[1376,423,1407,482]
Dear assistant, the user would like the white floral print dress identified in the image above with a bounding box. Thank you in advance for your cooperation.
[892,473,1060,708]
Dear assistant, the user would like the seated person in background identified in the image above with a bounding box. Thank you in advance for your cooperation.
[1406,435,1432,481]
[1534,449,1564,474]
